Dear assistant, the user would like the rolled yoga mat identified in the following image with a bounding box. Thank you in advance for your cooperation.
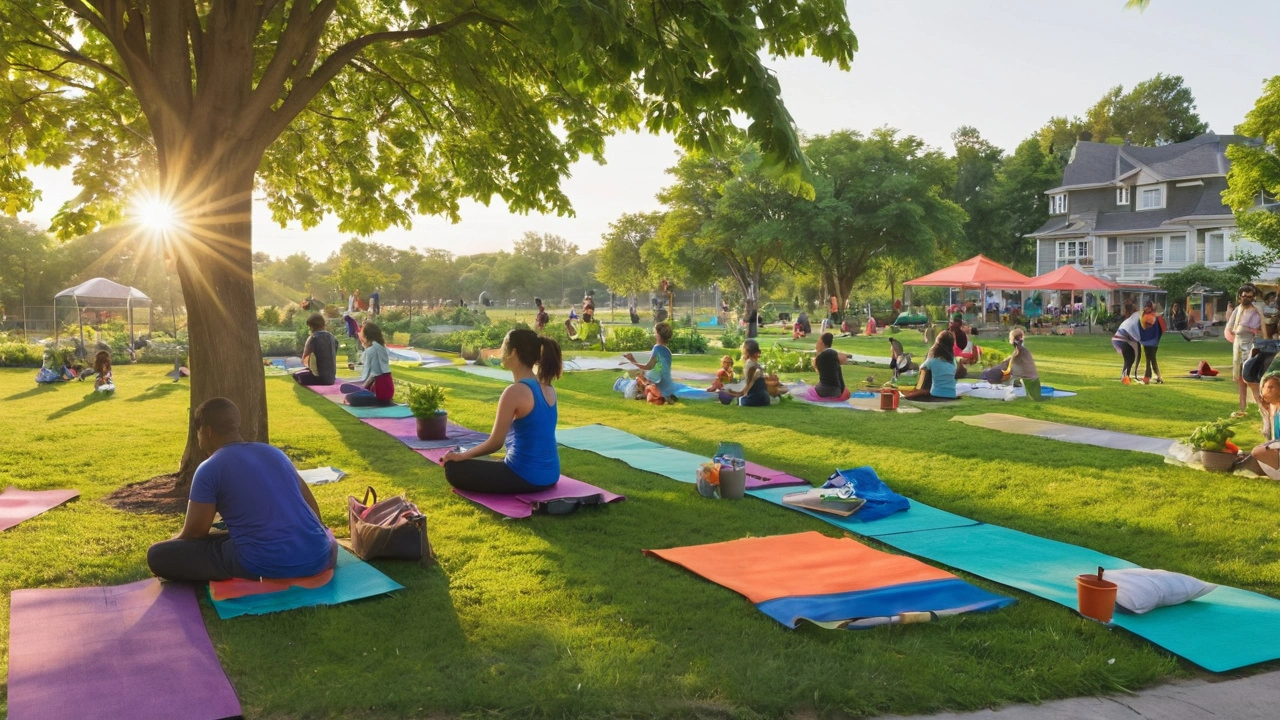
[8,579,242,720]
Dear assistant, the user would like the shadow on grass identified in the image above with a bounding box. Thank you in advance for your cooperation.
[5,382,63,401]
[46,388,114,420]
[125,382,188,403]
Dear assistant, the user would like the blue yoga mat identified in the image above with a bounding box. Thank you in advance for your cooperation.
[208,548,403,619]
[559,425,707,483]
[339,403,414,419]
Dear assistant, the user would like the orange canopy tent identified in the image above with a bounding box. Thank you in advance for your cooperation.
[903,255,1032,289]
[1018,265,1118,292]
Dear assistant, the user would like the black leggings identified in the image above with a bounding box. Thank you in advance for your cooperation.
[292,370,333,386]
[1113,339,1139,377]
[1143,346,1160,379]
[444,457,555,494]
[147,533,338,582]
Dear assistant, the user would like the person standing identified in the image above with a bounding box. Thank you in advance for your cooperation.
[1139,302,1165,384]
[370,287,381,316]
[1112,307,1143,385]
[534,297,549,332]
[1226,284,1264,414]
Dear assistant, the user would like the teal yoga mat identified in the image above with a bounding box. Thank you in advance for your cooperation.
[747,485,981,537]
[208,548,403,619]
[878,524,1280,673]
[339,403,414,419]
[558,425,707,484]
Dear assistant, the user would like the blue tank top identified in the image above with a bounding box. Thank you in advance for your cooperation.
[504,378,561,486]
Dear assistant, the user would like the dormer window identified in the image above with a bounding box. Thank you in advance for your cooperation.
[1049,193,1068,215]
[1138,184,1165,211]
[1116,186,1130,205]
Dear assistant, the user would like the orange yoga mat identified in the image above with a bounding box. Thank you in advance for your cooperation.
[645,531,954,604]
[209,568,335,601]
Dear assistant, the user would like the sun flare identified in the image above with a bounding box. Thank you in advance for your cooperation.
[132,195,178,232]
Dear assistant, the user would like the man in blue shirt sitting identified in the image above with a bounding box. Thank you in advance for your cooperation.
[147,398,336,581]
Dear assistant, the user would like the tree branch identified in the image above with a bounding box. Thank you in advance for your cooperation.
[18,40,128,84]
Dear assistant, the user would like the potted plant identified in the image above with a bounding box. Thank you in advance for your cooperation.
[404,382,448,441]
[1188,417,1239,472]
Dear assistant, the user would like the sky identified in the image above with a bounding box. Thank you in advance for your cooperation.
[18,0,1280,261]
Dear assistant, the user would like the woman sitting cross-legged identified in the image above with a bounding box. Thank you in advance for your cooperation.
[902,330,959,402]
[722,339,773,407]
[342,322,394,407]
[441,329,563,493]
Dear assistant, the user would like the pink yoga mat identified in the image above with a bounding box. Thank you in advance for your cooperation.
[744,463,810,490]
[0,486,79,532]
[417,448,625,518]
[360,417,487,449]
[8,579,242,720]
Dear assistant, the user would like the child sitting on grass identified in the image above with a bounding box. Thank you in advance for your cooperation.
[707,355,736,391]
[92,350,115,391]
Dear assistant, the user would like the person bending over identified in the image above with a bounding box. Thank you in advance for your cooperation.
[1139,302,1165,384]
[147,398,336,582]
[1112,307,1143,385]
[812,332,849,399]
[902,331,958,402]
[342,322,394,406]
[441,329,562,493]
[624,321,679,403]
[294,313,338,386]
[723,339,772,407]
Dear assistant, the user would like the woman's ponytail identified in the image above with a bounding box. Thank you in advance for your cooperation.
[537,336,563,384]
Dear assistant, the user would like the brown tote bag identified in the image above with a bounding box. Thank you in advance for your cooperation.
[347,486,434,566]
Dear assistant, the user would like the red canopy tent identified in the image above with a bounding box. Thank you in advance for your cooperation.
[904,255,1032,290]
[1017,265,1117,291]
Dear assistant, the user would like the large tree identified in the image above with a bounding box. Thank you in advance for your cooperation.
[1225,76,1280,250]
[795,129,965,311]
[0,1,855,488]
[950,126,1003,261]
[596,211,662,300]
[1038,74,1208,160]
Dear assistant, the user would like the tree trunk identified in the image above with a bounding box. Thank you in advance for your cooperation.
[170,160,267,495]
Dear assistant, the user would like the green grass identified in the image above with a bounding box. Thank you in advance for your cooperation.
[2,332,1278,718]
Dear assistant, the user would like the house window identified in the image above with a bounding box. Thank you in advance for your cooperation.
[1123,240,1149,265]
[1138,185,1165,210]
[1106,238,1118,267]
[1169,235,1187,264]
[1208,232,1226,263]
[1116,186,1130,205]
[1049,193,1068,215]
[1152,237,1164,264]
[1056,239,1091,267]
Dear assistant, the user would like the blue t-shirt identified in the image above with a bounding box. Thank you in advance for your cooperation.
[191,443,332,578]
[504,378,561,486]
[921,357,958,399]
[645,345,678,396]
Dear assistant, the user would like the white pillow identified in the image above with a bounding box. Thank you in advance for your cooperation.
[1108,569,1218,615]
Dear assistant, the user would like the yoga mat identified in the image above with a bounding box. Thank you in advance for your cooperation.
[299,466,345,485]
[8,579,242,720]
[447,364,511,381]
[297,381,415,418]
[879,523,1280,672]
[564,355,631,371]
[953,413,1177,457]
[956,382,1076,399]
[208,547,402,619]
[415,444,625,518]
[0,486,80,532]
[748,484,981,537]
[646,532,1012,629]
[557,425,808,489]
[210,568,335,601]
[361,417,488,450]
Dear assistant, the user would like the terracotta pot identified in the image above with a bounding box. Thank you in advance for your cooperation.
[1076,573,1118,623]
[1198,450,1237,473]
[879,388,900,411]
[416,410,448,441]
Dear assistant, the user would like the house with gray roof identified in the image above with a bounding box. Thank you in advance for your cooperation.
[1027,133,1269,286]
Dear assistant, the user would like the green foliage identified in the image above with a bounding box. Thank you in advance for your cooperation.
[259,331,301,357]
[1038,74,1208,160]
[980,347,1008,368]
[137,342,188,365]
[597,213,663,298]
[760,343,809,374]
[1154,261,1268,303]
[719,329,745,351]
[608,326,654,352]
[1188,417,1238,452]
[258,306,282,328]
[668,328,709,354]
[0,342,44,367]
[1225,76,1280,250]
[401,381,446,418]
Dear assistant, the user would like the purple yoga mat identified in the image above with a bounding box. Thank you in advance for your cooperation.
[416,448,625,518]
[744,463,810,490]
[360,417,487,450]
[8,579,242,720]
[0,486,80,532]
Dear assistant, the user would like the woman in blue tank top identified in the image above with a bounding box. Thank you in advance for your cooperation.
[441,329,562,492]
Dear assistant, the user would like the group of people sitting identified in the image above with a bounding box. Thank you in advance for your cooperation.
[35,348,115,391]
[291,312,395,407]
[901,326,1039,402]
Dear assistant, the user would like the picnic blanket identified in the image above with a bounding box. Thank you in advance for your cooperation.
[646,532,1013,628]
[8,579,242,720]
[208,547,402,619]
[0,486,79,532]
[956,382,1076,400]
[416,445,625,518]
[952,413,1177,457]
[556,425,809,489]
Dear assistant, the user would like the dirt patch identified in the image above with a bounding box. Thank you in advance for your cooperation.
[103,474,188,514]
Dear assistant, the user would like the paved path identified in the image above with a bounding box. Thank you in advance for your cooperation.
[888,670,1280,719]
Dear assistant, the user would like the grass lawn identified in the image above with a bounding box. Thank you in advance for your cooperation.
[2,330,1278,718]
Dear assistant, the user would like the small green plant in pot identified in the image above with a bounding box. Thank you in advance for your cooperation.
[404,382,448,441]
[1188,417,1238,472]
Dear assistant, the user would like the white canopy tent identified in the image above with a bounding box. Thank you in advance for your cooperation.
[54,278,151,350]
